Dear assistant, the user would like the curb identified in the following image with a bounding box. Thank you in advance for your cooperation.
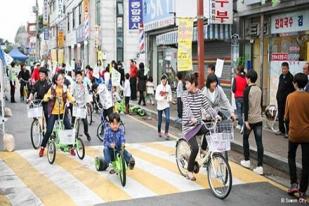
[131,103,302,175]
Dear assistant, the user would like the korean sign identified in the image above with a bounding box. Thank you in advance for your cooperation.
[43,0,49,26]
[177,18,193,72]
[83,0,90,39]
[143,0,175,31]
[129,0,143,30]
[205,0,233,24]
[271,10,309,34]
[58,0,64,20]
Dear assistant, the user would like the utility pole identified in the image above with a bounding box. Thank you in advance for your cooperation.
[197,0,205,89]
[35,0,40,60]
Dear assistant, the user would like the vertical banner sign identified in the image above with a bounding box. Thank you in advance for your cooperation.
[43,0,49,26]
[58,0,64,20]
[205,0,233,24]
[58,31,64,48]
[44,28,49,40]
[83,0,90,39]
[177,18,193,72]
[129,0,143,30]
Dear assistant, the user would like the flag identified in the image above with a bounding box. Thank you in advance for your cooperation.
[139,24,145,53]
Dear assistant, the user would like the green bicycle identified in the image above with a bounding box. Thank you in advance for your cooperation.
[47,99,85,164]
[95,147,127,187]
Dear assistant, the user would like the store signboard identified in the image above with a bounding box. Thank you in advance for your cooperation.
[143,0,175,31]
[271,53,288,61]
[129,0,143,30]
[205,0,233,24]
[271,10,309,34]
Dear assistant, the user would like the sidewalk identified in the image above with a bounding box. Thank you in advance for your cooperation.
[131,100,302,174]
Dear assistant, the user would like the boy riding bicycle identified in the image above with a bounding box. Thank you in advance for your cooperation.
[103,113,135,173]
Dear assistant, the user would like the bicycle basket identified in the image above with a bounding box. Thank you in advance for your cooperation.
[59,129,76,145]
[73,106,87,119]
[27,105,43,118]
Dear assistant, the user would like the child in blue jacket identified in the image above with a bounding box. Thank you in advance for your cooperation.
[103,113,135,173]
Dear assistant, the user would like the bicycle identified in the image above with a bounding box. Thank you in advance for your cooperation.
[72,103,87,141]
[96,112,125,142]
[176,119,233,199]
[28,100,45,149]
[95,146,127,187]
[264,104,279,133]
[47,97,85,164]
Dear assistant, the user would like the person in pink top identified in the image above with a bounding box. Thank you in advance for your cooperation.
[232,65,248,132]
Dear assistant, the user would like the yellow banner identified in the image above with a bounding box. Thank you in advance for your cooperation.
[58,49,64,65]
[177,18,194,72]
[58,31,64,48]
[51,49,57,64]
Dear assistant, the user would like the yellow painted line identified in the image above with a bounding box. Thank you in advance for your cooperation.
[86,148,180,195]
[0,152,76,206]
[0,194,11,206]
[127,115,178,139]
[55,152,130,202]
[125,146,211,188]
[143,142,175,155]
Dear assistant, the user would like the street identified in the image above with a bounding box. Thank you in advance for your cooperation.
[0,100,303,206]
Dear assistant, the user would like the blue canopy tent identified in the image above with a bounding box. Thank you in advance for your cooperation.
[9,48,28,62]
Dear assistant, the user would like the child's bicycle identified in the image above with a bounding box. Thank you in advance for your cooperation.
[47,98,85,164]
[72,103,87,140]
[95,146,127,187]
[96,113,125,142]
[28,100,45,149]
[176,119,233,199]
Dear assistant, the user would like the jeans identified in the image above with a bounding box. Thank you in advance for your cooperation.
[187,125,208,172]
[42,103,48,126]
[289,141,309,193]
[277,99,288,134]
[130,77,137,100]
[72,116,89,134]
[158,107,170,134]
[41,114,72,148]
[243,122,264,166]
[103,147,132,165]
[235,98,244,127]
[177,97,183,119]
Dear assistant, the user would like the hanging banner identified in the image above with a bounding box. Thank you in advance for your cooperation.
[177,18,193,72]
[58,49,64,65]
[83,0,90,39]
[58,31,64,48]
[129,0,143,30]
[205,0,233,24]
[43,0,49,26]
[111,69,121,86]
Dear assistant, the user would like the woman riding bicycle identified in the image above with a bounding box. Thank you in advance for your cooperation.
[39,73,75,157]
[182,72,219,181]
[202,74,235,120]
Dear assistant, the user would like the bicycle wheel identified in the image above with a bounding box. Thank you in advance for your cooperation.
[74,119,80,138]
[47,140,56,164]
[119,153,126,187]
[30,119,42,149]
[207,153,232,199]
[75,137,85,160]
[87,104,93,125]
[175,138,191,177]
[96,123,104,142]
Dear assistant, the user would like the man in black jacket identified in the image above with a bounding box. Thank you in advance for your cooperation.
[276,62,295,137]
[18,64,31,101]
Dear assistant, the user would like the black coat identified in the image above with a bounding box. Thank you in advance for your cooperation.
[137,69,147,91]
[276,71,295,102]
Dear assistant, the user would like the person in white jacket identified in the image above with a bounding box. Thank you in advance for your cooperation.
[155,75,172,139]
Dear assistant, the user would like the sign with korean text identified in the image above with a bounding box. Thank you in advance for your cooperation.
[129,0,143,30]
[205,0,233,24]
[143,0,175,31]
[43,0,49,26]
[83,0,90,39]
[271,53,288,61]
[58,0,64,20]
[58,31,64,48]
[44,28,49,40]
[271,10,309,34]
[177,18,193,72]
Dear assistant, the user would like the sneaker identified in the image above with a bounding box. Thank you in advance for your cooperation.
[158,132,162,138]
[39,147,45,157]
[299,192,307,204]
[240,160,251,169]
[165,133,170,140]
[287,183,299,195]
[275,131,284,136]
[236,125,242,130]
[85,133,91,141]
[129,157,135,170]
[240,126,244,134]
[70,148,76,156]
[253,166,264,175]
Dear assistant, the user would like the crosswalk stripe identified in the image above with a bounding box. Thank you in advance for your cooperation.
[53,152,130,202]
[0,161,42,206]
[86,147,181,195]
[0,152,76,206]
[16,150,104,206]
[143,142,176,155]
[72,151,156,198]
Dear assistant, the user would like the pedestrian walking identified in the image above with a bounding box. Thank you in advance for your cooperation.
[117,61,125,86]
[18,63,31,101]
[176,72,184,122]
[137,62,147,106]
[8,62,19,103]
[155,75,172,140]
[276,62,295,137]
[129,59,138,100]
[240,70,264,175]
[303,62,309,92]
[232,65,247,132]
[146,76,155,105]
[285,73,309,203]
[124,73,131,114]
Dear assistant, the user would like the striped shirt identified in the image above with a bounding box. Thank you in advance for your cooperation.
[181,90,217,136]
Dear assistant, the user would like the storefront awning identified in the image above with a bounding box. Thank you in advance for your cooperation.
[156,24,232,46]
